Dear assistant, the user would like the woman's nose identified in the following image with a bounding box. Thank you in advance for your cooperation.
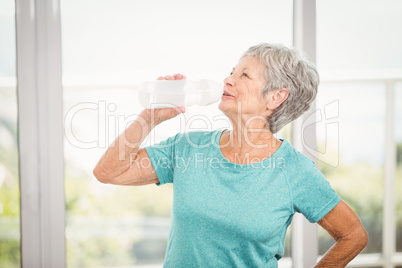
[224,76,234,87]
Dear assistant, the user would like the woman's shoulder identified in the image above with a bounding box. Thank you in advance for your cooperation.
[278,139,317,172]
[279,141,329,194]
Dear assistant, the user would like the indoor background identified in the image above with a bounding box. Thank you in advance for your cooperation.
[0,0,401,267]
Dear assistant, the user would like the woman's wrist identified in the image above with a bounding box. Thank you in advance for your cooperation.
[139,109,161,128]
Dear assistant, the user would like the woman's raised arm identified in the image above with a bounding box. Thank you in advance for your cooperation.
[93,74,186,186]
[93,107,185,186]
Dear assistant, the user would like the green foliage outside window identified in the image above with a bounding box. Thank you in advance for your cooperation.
[0,112,20,268]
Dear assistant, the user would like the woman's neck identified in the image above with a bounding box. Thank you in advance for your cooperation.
[221,127,280,154]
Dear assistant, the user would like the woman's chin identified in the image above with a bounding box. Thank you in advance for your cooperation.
[218,99,242,110]
[218,104,236,116]
[218,101,230,112]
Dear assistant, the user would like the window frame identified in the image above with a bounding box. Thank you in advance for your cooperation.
[15,0,66,267]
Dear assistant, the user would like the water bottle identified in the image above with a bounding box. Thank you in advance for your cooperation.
[138,79,223,109]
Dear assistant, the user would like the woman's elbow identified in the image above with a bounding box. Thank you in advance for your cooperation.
[358,226,369,249]
[352,224,369,251]
[93,167,113,184]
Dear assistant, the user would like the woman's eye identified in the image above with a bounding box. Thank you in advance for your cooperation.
[230,72,233,75]
[242,73,249,78]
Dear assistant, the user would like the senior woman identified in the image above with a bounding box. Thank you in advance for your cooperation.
[93,43,368,267]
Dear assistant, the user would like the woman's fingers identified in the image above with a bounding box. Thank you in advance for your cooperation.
[156,74,186,80]
[173,74,183,80]
[174,73,187,80]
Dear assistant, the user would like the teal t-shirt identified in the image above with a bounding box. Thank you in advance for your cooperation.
[144,129,341,268]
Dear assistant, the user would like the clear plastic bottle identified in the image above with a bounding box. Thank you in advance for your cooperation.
[138,79,223,109]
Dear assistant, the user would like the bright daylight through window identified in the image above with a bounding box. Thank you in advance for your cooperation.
[316,0,402,264]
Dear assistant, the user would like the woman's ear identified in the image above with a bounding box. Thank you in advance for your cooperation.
[266,88,289,110]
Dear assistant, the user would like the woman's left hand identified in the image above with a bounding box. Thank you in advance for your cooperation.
[314,200,368,267]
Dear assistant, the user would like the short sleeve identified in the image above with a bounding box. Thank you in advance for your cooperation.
[144,134,178,186]
[291,160,341,223]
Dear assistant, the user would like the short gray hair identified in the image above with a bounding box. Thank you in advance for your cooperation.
[242,43,319,134]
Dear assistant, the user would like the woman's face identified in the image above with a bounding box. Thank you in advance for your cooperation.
[218,56,268,117]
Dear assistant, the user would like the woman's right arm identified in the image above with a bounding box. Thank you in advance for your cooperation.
[93,107,185,186]
[93,74,186,186]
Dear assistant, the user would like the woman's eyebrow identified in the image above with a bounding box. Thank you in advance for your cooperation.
[232,67,250,72]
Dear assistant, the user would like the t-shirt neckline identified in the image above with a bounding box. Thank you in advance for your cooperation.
[214,128,287,168]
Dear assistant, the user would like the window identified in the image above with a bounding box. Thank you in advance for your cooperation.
[316,83,386,254]
[317,0,402,265]
[61,0,293,266]
[0,1,20,267]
